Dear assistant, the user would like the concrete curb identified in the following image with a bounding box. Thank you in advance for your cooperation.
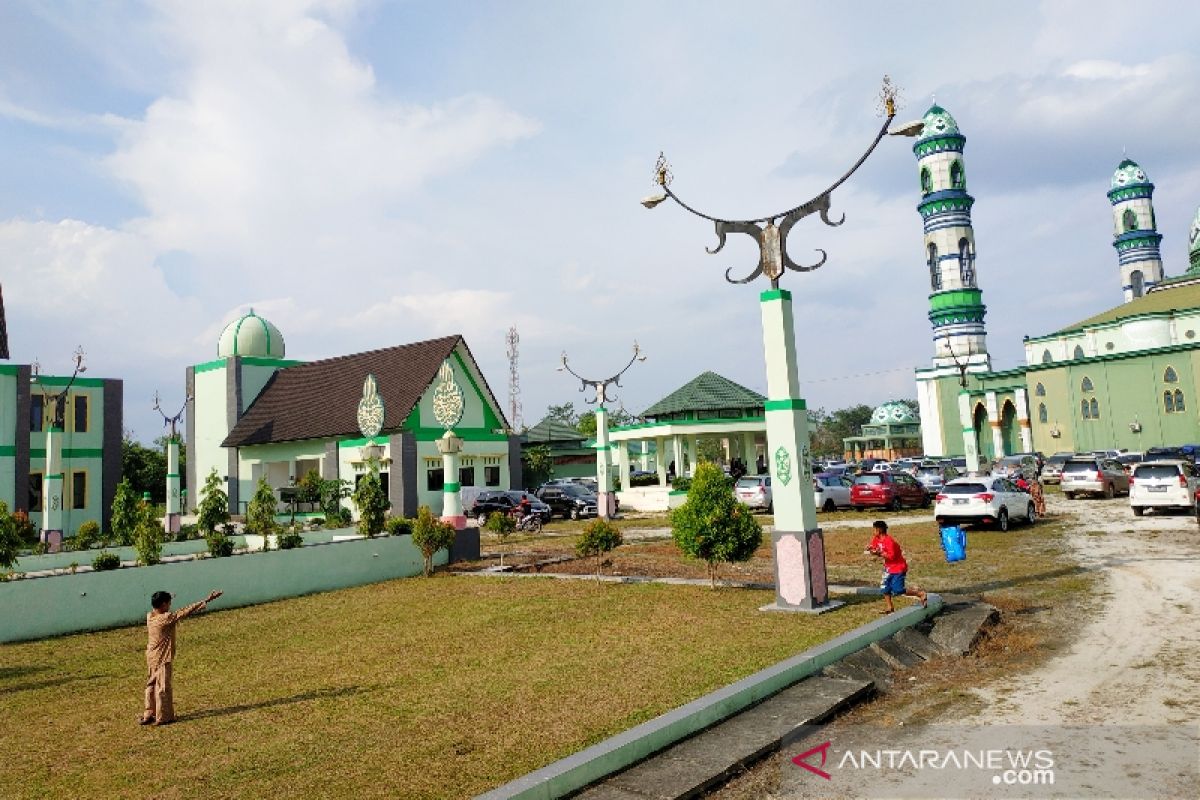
[454,570,882,595]
[476,593,942,800]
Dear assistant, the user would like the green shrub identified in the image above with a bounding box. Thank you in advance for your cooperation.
[384,516,413,536]
[92,551,121,571]
[278,530,305,549]
[671,476,691,492]
[670,462,762,588]
[75,520,101,551]
[0,502,22,570]
[197,469,230,536]
[411,506,456,577]
[631,473,660,487]
[110,479,140,546]
[10,508,37,547]
[206,531,235,558]
[576,518,623,579]
[352,470,390,537]
[133,503,164,566]
[245,477,280,549]
[32,541,48,556]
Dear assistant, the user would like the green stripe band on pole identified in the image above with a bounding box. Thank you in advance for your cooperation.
[45,474,64,480]
[166,473,180,479]
[764,398,807,411]
[759,289,792,302]
[962,426,975,432]
[443,482,461,492]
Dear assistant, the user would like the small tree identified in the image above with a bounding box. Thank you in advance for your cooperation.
[484,510,517,567]
[196,469,230,535]
[318,477,352,524]
[521,444,553,488]
[296,469,323,507]
[352,470,390,537]
[0,502,22,570]
[75,520,101,551]
[670,461,763,588]
[411,505,456,577]
[110,479,140,546]
[576,518,623,580]
[245,476,279,550]
[132,501,164,566]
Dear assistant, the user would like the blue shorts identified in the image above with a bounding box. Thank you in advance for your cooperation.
[881,571,907,596]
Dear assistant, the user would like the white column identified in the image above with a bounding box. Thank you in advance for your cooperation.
[671,435,684,482]
[959,391,980,474]
[437,431,466,529]
[638,440,650,471]
[594,406,615,518]
[617,442,631,496]
[742,432,756,471]
[655,436,667,486]
[760,288,829,611]
[1014,387,1033,452]
[165,437,182,534]
[42,424,64,552]
[986,390,1003,460]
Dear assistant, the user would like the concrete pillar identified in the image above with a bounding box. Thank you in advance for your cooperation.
[655,436,667,485]
[594,406,615,518]
[671,435,684,482]
[165,436,182,534]
[437,431,466,530]
[638,440,650,472]
[1014,387,1033,452]
[742,432,756,471]
[959,391,980,474]
[617,442,631,495]
[986,391,1003,459]
[759,288,829,612]
[42,425,64,551]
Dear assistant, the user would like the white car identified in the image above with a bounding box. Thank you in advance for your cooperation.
[1129,460,1199,516]
[934,476,1037,531]
[870,461,894,473]
[813,473,853,512]
[734,475,772,512]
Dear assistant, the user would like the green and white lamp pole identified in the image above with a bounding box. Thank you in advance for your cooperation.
[32,347,86,553]
[431,360,468,529]
[558,344,646,519]
[154,392,191,534]
[642,77,923,612]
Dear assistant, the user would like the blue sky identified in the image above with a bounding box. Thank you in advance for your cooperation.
[2,1,1199,442]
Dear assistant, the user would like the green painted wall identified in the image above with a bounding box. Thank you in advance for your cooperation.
[1029,367,1074,453]
[0,533,448,643]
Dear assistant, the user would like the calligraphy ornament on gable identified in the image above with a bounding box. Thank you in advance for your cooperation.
[432,360,465,430]
[357,374,385,440]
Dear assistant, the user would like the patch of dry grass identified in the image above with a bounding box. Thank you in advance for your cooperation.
[0,576,879,800]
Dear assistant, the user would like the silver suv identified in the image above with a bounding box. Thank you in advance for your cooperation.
[1061,457,1130,499]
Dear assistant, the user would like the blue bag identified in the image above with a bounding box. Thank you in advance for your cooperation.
[940,525,967,563]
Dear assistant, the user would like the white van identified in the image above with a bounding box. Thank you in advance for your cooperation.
[1130,460,1199,516]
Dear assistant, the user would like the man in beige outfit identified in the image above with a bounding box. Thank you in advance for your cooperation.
[141,588,222,726]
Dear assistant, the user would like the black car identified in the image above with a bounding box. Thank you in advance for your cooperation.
[535,484,599,519]
[470,491,551,523]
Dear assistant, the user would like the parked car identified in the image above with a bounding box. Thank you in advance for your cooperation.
[934,476,1037,531]
[850,472,929,511]
[949,457,968,470]
[535,484,599,519]
[869,461,895,473]
[994,454,1039,481]
[1040,453,1074,484]
[1129,460,1200,516]
[471,491,551,524]
[1116,452,1143,471]
[1060,457,1131,499]
[734,475,773,512]
[915,463,960,492]
[813,472,853,512]
[1145,446,1188,463]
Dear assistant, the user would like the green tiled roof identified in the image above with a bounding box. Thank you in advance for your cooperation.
[521,416,586,444]
[642,371,765,418]
[1055,279,1200,334]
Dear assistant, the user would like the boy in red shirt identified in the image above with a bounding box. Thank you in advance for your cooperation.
[866,520,927,614]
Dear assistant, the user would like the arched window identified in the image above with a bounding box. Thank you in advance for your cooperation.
[920,167,932,195]
[958,238,974,285]
[950,161,965,189]
[1165,391,1176,413]
[1081,399,1091,419]
[1131,270,1145,298]
[1164,367,1178,383]
[1038,402,1048,423]
[1073,345,1086,360]
[928,243,941,290]
[1042,350,1053,364]
[1175,389,1186,412]
[1035,383,1046,396]
[1090,398,1100,419]
[1123,208,1138,232]
[1081,376,1094,392]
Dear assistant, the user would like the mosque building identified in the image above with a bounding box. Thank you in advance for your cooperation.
[913,104,1200,460]
[186,310,520,519]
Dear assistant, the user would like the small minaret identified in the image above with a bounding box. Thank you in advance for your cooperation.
[914,104,990,371]
[1188,206,1200,278]
[1108,158,1164,301]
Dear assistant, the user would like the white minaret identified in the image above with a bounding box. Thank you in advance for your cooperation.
[1108,158,1163,301]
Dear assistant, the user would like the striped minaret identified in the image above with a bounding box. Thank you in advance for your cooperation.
[914,104,990,371]
[1108,158,1163,301]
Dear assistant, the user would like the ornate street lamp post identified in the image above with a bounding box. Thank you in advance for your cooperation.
[153,391,192,534]
[31,346,86,551]
[643,78,923,612]
[558,343,646,519]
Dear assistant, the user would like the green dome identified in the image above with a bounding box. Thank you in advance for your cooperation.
[217,309,285,359]
[870,401,918,425]
[1190,206,1200,254]
[1111,158,1149,189]
[918,104,960,139]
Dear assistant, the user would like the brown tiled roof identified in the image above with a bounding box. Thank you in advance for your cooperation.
[223,335,461,447]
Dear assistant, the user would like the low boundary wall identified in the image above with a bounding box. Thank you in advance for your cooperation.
[0,535,449,643]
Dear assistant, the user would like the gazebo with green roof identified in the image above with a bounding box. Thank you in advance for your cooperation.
[609,371,767,505]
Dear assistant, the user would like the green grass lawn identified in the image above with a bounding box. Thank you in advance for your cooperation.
[0,576,879,799]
